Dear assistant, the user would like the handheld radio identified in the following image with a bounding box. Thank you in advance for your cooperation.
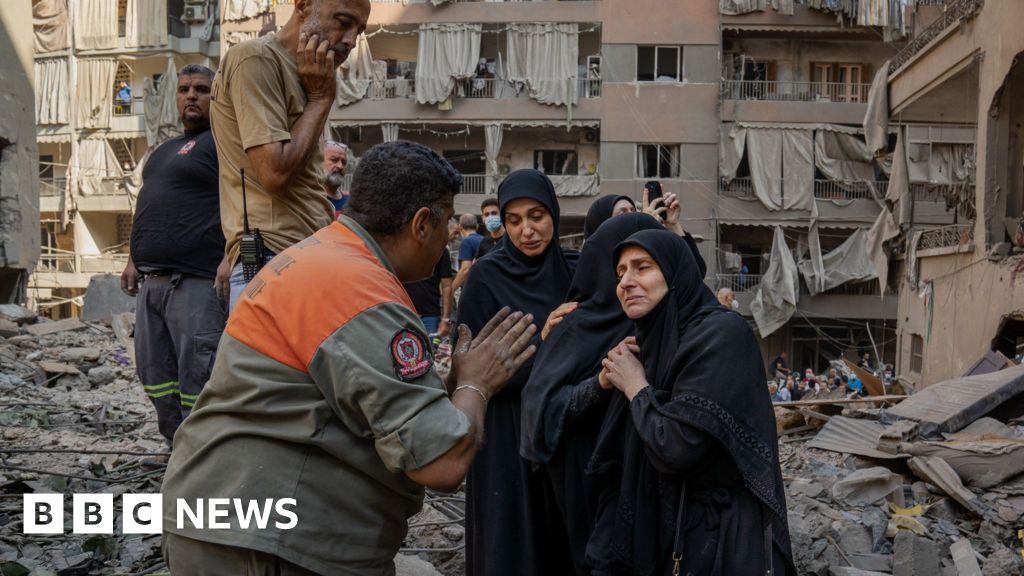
[238,168,267,282]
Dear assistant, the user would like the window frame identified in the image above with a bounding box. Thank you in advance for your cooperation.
[637,45,682,83]
[636,144,681,179]
[910,333,924,374]
[533,149,579,176]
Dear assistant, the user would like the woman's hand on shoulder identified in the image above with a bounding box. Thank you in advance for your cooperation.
[541,301,578,340]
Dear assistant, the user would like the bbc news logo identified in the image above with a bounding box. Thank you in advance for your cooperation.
[22,494,298,534]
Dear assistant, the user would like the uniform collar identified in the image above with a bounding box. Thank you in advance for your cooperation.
[337,214,398,276]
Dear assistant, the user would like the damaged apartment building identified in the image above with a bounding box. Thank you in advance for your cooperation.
[28,0,219,317]
[0,1,41,305]
[858,0,1024,388]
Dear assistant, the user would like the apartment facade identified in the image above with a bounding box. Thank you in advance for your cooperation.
[218,0,968,373]
[29,0,220,317]
[869,0,1024,387]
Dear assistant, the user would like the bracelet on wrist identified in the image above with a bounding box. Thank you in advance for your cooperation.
[454,384,489,408]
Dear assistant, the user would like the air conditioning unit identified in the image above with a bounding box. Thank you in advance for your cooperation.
[183,4,207,23]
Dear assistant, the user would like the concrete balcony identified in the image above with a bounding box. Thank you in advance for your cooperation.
[720,80,870,124]
[39,178,134,214]
[709,273,896,321]
[32,251,128,290]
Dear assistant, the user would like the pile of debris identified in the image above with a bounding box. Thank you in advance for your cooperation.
[777,360,1024,575]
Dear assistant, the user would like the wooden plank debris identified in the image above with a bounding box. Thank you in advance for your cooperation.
[886,364,1024,434]
[843,358,885,397]
[773,395,906,408]
[38,361,82,375]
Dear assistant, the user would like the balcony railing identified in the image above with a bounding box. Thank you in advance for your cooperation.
[714,274,763,293]
[112,97,143,117]
[889,0,985,74]
[363,77,600,100]
[722,80,871,103]
[918,223,974,250]
[461,174,489,195]
[40,178,67,198]
[722,178,968,202]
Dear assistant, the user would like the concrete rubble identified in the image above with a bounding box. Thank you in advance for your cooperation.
[4,299,1024,574]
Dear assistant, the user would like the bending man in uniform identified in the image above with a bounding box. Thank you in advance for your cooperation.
[161,142,538,575]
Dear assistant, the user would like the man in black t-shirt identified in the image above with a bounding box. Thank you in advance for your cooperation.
[403,249,454,337]
[121,65,226,456]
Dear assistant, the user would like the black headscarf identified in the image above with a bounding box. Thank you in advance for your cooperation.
[589,230,794,575]
[583,195,634,239]
[521,212,664,464]
[457,169,578,386]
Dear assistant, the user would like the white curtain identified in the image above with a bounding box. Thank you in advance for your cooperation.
[223,0,272,22]
[506,23,579,108]
[35,58,69,125]
[814,130,874,182]
[144,59,181,147]
[864,63,890,156]
[76,58,117,129]
[746,128,815,212]
[382,123,399,143]
[550,174,599,198]
[336,34,379,106]
[126,0,167,47]
[76,139,123,197]
[798,229,877,297]
[719,125,747,182]
[74,0,118,50]
[888,128,912,226]
[751,226,799,337]
[720,0,768,15]
[485,123,503,194]
[415,24,482,105]
[866,207,900,295]
[33,0,69,53]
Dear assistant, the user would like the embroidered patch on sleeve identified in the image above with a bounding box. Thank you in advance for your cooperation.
[390,329,432,381]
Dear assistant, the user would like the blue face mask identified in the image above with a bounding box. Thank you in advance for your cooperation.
[484,214,502,232]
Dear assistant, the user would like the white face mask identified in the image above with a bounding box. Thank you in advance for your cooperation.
[730,299,740,311]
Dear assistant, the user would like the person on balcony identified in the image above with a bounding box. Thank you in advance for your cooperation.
[211,0,371,311]
[120,64,222,466]
[116,81,132,114]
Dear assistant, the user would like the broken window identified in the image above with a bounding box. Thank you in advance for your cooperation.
[910,334,924,374]
[637,46,681,82]
[534,150,578,176]
[637,144,680,179]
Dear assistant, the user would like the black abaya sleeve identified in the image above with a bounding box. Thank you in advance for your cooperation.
[629,386,711,475]
[682,233,707,279]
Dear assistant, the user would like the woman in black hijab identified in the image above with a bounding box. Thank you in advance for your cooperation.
[583,195,635,239]
[458,169,577,576]
[588,229,795,576]
[521,213,665,575]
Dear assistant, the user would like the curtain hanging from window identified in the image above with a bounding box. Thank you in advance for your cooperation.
[223,0,272,22]
[126,0,168,47]
[505,23,579,108]
[35,58,69,125]
[415,24,482,105]
[75,58,117,129]
[144,59,181,147]
[74,0,118,50]
[33,0,69,53]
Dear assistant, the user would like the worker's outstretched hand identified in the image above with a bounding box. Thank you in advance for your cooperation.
[297,33,337,103]
[452,307,536,402]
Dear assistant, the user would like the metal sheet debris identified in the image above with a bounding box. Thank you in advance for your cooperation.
[886,364,1024,434]
[808,415,910,460]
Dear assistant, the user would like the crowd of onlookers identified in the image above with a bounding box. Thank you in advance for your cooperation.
[767,351,896,403]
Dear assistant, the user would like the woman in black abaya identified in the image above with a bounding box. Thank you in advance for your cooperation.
[458,169,577,576]
[521,213,665,575]
[588,230,796,576]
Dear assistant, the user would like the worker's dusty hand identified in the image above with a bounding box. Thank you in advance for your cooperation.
[297,33,337,103]
[541,301,578,340]
[121,261,139,297]
[452,309,537,400]
[213,255,231,302]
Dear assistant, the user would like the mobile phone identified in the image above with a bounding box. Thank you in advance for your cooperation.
[644,181,663,203]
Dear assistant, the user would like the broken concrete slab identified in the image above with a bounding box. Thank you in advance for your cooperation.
[0,317,19,338]
[24,317,87,337]
[963,349,1015,377]
[58,347,101,363]
[809,415,910,460]
[38,361,81,376]
[394,553,444,576]
[907,456,989,518]
[829,568,890,576]
[847,553,893,573]
[790,477,825,498]
[832,467,901,506]
[886,364,1024,435]
[878,419,919,454]
[893,530,939,576]
[944,417,1014,440]
[0,304,36,324]
[902,437,1024,489]
[946,537,978,573]
[81,274,135,323]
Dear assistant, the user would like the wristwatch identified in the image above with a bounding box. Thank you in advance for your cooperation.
[442,318,454,325]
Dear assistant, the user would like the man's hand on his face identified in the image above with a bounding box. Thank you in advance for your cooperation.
[297,33,337,103]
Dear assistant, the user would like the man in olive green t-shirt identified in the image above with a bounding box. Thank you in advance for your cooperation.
[212,0,371,310]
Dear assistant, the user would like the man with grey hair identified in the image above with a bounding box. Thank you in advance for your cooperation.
[120,64,225,462]
[322,140,349,216]
[211,0,371,311]
[717,286,739,311]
